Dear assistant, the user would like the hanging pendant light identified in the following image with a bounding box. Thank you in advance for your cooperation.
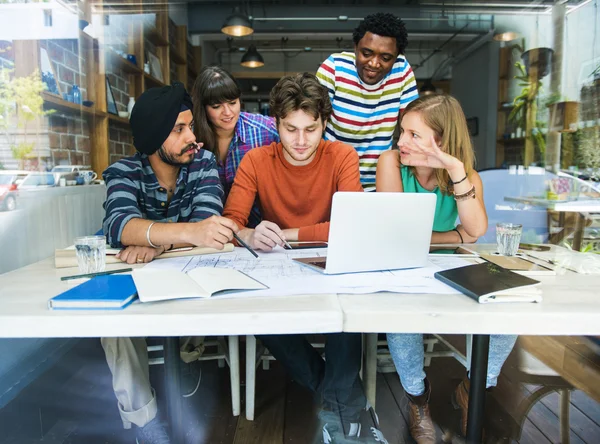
[221,7,253,37]
[241,45,264,68]
[419,79,437,95]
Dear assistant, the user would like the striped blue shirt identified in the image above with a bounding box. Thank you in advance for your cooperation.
[102,150,223,248]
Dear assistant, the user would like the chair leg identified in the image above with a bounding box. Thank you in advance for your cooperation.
[246,335,256,420]
[424,335,437,367]
[228,335,240,417]
[364,333,377,409]
[217,341,225,368]
[466,334,473,370]
[560,389,571,444]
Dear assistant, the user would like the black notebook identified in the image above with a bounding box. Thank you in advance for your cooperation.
[434,262,542,303]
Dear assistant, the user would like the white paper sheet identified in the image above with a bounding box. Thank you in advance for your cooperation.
[142,247,470,299]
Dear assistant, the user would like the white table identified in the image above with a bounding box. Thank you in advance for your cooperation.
[339,243,600,442]
[0,258,342,444]
[2,246,599,443]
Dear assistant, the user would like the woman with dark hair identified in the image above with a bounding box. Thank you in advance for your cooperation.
[192,65,279,227]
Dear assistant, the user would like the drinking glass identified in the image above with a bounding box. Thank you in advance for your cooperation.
[496,223,523,256]
[74,235,106,273]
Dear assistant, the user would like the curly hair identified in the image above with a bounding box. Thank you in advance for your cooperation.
[269,72,332,124]
[352,12,408,55]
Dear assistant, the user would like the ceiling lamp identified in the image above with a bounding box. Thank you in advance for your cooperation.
[419,79,437,95]
[221,7,253,37]
[241,44,264,68]
[493,28,519,42]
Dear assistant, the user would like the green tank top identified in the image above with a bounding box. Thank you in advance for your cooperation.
[400,166,458,232]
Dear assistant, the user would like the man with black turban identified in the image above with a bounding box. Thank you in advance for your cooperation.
[100,82,238,443]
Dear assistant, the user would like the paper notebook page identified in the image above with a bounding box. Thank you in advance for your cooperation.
[480,292,543,303]
[132,269,209,302]
[186,267,266,295]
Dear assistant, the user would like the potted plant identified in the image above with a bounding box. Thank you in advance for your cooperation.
[521,47,554,79]
[592,64,600,87]
[508,61,546,164]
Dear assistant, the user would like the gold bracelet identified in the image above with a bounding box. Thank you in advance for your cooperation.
[454,185,476,201]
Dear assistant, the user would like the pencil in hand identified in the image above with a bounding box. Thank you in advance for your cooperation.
[233,232,259,258]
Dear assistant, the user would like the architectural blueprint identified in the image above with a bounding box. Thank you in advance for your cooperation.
[144,247,467,298]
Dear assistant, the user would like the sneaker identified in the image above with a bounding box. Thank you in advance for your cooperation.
[319,405,388,443]
[135,417,171,444]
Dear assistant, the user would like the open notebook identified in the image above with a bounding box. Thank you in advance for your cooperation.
[434,262,542,303]
[132,268,267,303]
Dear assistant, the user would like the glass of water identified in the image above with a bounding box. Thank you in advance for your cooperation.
[496,223,523,256]
[74,235,106,273]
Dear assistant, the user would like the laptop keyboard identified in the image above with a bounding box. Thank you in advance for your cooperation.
[307,259,327,269]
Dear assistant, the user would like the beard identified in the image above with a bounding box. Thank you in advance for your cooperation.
[157,144,195,167]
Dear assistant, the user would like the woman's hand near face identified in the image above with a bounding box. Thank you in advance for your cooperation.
[400,135,464,173]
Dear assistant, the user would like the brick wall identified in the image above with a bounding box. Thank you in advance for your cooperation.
[109,122,134,165]
[41,40,88,101]
[47,113,91,167]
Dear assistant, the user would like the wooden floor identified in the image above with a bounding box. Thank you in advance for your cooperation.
[0,337,599,444]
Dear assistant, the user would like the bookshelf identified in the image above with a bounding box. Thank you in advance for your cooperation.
[11,0,201,176]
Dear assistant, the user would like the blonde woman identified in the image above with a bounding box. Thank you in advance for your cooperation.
[376,94,516,442]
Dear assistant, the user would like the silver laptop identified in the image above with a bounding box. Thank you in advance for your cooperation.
[293,192,436,274]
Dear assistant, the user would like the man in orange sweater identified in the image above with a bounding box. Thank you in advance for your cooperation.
[224,74,363,249]
[223,73,387,444]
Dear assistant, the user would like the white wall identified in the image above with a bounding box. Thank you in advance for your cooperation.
[0,2,78,41]
[562,1,600,100]
[0,185,106,275]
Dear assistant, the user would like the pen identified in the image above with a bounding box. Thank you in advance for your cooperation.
[233,232,259,258]
[278,235,293,250]
[61,268,133,281]
[266,227,292,249]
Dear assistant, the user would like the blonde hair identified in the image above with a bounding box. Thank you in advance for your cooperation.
[401,94,475,194]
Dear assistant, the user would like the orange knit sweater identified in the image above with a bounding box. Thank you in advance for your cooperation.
[223,140,363,241]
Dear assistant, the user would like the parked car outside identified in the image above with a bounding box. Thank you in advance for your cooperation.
[0,170,28,211]
[17,172,59,189]
[51,165,88,174]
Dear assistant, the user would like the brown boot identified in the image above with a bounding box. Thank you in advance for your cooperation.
[406,379,436,444]
[452,377,470,437]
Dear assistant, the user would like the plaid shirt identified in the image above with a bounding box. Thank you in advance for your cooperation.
[217,112,279,227]
[102,150,223,248]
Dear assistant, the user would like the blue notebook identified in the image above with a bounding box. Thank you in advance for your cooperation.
[49,275,138,310]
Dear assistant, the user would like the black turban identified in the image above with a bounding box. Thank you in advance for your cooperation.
[130,82,194,156]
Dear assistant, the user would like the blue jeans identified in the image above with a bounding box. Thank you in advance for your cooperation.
[386,333,518,396]
[256,333,366,422]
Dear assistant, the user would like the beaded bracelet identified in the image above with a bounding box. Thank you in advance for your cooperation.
[454,185,476,201]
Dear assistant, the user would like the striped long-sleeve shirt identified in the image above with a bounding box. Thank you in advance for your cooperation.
[316,51,418,191]
[102,150,223,248]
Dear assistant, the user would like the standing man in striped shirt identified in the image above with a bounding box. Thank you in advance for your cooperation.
[316,12,418,191]
[101,82,238,444]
